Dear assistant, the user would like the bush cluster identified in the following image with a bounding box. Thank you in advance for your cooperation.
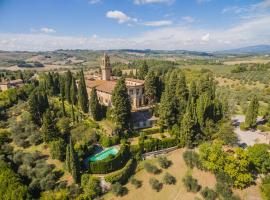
[130,178,142,188]
[183,150,202,169]
[182,174,201,193]
[111,182,128,197]
[144,162,160,174]
[149,178,162,192]
[157,156,172,169]
[162,172,176,185]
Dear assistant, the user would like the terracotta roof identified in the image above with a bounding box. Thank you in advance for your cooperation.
[125,78,144,84]
[86,80,116,94]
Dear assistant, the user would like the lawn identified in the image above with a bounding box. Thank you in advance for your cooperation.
[104,149,261,200]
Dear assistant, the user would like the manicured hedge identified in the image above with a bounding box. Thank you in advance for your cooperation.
[130,137,178,156]
[140,127,160,135]
[105,159,136,184]
[89,144,130,174]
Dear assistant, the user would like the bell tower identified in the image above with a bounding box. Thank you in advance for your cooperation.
[101,53,111,81]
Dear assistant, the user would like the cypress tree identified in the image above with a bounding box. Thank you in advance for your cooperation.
[70,76,78,105]
[41,110,58,143]
[90,87,101,121]
[47,72,54,95]
[112,77,131,129]
[245,96,259,128]
[144,70,157,105]
[65,70,72,103]
[61,97,66,117]
[78,69,89,113]
[65,145,70,172]
[69,138,80,184]
[137,60,148,80]
[53,73,60,95]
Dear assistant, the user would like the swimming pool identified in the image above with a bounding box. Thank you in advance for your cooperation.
[88,147,118,162]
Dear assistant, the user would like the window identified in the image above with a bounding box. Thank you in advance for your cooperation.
[129,89,133,95]
[136,89,139,95]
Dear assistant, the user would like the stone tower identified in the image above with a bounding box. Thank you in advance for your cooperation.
[101,53,111,81]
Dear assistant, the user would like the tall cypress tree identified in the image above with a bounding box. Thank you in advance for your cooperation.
[67,137,80,184]
[90,87,101,121]
[41,110,58,143]
[245,96,259,128]
[137,60,148,80]
[70,76,78,105]
[65,70,72,103]
[112,78,131,129]
[144,70,157,105]
[78,69,89,113]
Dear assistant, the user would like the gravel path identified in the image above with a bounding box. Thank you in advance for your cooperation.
[232,115,270,146]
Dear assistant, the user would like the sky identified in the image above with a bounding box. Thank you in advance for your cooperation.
[0,0,270,51]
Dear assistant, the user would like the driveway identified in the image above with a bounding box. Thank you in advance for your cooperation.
[232,115,270,146]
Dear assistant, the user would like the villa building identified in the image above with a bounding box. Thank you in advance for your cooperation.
[0,79,24,91]
[85,54,146,110]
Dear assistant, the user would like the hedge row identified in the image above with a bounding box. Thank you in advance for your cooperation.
[140,127,160,135]
[89,144,130,174]
[104,159,136,184]
[131,137,178,155]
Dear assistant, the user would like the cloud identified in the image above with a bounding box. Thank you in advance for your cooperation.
[182,16,197,23]
[201,33,210,42]
[222,0,270,14]
[106,10,137,24]
[1,14,270,51]
[134,0,174,5]
[89,0,102,4]
[143,20,172,26]
[40,27,56,33]
[197,0,212,4]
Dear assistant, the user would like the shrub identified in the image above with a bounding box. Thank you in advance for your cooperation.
[105,159,136,184]
[182,174,201,193]
[260,175,270,200]
[130,178,142,188]
[149,178,162,192]
[144,162,160,174]
[29,133,42,145]
[162,172,176,185]
[239,122,248,131]
[157,156,172,169]
[215,182,232,199]
[81,174,102,200]
[111,182,128,196]
[183,150,201,169]
[140,127,160,135]
[257,125,270,132]
[200,187,217,200]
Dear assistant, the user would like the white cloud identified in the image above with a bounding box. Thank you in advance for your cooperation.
[201,33,210,42]
[1,14,270,51]
[106,10,137,24]
[197,0,212,4]
[89,0,102,4]
[222,0,270,14]
[182,16,197,23]
[143,20,172,27]
[134,0,174,5]
[40,27,56,33]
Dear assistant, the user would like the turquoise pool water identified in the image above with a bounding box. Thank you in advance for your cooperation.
[88,147,118,162]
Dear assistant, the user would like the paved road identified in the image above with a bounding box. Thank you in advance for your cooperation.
[232,115,270,146]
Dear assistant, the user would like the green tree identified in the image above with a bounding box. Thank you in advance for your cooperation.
[70,76,78,105]
[245,96,259,128]
[65,70,72,103]
[137,60,148,80]
[144,70,157,105]
[66,138,80,183]
[0,160,30,200]
[112,78,131,129]
[247,144,270,174]
[41,110,59,143]
[78,70,89,113]
[49,138,66,161]
[81,174,102,199]
[90,87,101,121]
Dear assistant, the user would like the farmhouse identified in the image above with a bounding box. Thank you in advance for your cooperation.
[0,79,24,91]
[85,53,146,110]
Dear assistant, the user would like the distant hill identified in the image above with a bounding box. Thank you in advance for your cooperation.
[216,45,270,55]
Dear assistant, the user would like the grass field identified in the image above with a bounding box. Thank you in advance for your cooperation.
[104,149,261,200]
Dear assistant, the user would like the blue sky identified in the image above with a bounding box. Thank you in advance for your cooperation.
[0,0,270,51]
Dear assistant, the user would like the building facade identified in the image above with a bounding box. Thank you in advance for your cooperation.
[0,79,24,91]
[85,54,146,110]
